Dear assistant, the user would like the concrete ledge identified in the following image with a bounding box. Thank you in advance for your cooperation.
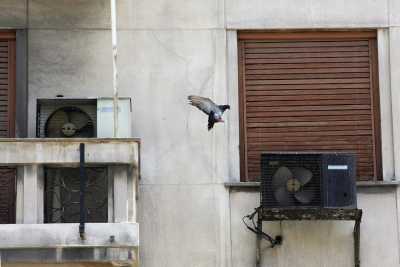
[0,138,140,166]
[1,247,137,263]
[0,223,139,249]
[356,180,400,187]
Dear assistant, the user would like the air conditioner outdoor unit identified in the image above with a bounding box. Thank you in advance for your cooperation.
[36,97,132,138]
[36,97,133,223]
[260,152,357,209]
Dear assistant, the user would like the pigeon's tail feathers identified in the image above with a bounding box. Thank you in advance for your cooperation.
[188,95,209,105]
[188,95,202,105]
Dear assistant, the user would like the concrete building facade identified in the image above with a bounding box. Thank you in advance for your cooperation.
[0,1,400,267]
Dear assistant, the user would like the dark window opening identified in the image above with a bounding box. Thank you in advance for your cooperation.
[44,167,108,223]
[0,168,16,224]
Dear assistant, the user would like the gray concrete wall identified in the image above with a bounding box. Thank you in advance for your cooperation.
[0,1,400,267]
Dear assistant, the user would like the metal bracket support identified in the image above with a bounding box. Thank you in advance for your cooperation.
[353,213,362,267]
[79,143,86,240]
[256,208,363,267]
[256,216,262,267]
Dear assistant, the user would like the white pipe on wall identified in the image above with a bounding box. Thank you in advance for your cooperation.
[110,0,118,137]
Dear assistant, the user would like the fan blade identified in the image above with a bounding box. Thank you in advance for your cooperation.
[274,187,294,206]
[75,124,93,137]
[60,110,70,123]
[65,111,72,123]
[45,110,69,137]
[294,190,315,204]
[76,124,90,133]
[291,167,313,185]
[272,166,293,188]
[69,111,89,129]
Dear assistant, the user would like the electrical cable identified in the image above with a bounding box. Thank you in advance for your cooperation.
[242,206,281,248]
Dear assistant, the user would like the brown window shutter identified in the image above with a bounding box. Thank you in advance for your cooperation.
[238,31,382,182]
[0,31,16,224]
[0,31,15,138]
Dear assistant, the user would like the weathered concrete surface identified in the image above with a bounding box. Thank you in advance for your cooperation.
[229,187,399,267]
[390,0,400,26]
[21,165,44,224]
[226,0,389,29]
[28,0,224,30]
[226,31,240,181]
[117,29,228,185]
[120,0,224,29]
[0,0,26,28]
[0,223,139,249]
[0,139,139,166]
[138,184,229,267]
[29,0,111,29]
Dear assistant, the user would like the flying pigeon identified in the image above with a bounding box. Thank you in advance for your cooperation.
[188,95,230,130]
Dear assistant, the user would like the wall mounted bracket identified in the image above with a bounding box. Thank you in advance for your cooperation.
[257,208,362,267]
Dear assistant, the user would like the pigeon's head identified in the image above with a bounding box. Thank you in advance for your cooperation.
[220,105,230,112]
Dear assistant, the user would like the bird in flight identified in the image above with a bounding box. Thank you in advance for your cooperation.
[188,95,230,130]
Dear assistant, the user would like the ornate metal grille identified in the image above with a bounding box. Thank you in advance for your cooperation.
[44,167,108,223]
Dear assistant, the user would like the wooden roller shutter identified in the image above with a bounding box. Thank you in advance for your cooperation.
[239,31,381,182]
[0,31,16,224]
[0,31,16,137]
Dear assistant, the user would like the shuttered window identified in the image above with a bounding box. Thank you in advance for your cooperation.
[238,31,381,182]
[0,31,15,137]
[0,31,16,224]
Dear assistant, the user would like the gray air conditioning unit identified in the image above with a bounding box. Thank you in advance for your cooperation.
[36,98,132,138]
[261,152,357,209]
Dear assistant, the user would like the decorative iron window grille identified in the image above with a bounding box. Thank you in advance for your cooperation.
[44,167,108,223]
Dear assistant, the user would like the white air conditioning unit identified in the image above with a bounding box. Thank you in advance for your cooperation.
[36,97,132,138]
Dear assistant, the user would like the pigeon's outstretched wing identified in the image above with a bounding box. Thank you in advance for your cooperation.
[188,95,217,115]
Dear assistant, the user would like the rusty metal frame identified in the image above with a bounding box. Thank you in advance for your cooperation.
[257,208,362,267]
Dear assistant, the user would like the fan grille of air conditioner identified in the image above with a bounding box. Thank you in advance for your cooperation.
[37,99,97,138]
[261,153,322,208]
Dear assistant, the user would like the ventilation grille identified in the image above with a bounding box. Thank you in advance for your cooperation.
[37,99,97,138]
[261,153,322,208]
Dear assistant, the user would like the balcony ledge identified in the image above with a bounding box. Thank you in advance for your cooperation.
[0,222,139,249]
[0,138,140,167]
[0,223,139,264]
